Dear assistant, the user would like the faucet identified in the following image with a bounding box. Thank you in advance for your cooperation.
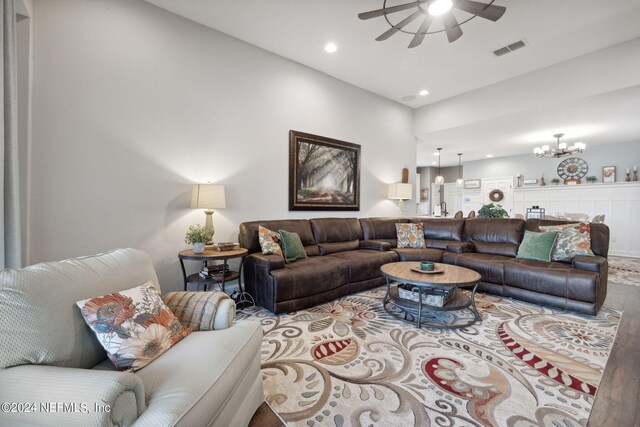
[440,201,448,217]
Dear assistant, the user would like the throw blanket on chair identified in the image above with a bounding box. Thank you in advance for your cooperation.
[163,291,231,331]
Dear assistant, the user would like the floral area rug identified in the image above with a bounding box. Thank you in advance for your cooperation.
[237,287,620,427]
[608,256,640,287]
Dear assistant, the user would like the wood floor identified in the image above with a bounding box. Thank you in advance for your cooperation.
[248,282,640,427]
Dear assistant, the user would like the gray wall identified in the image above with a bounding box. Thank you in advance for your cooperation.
[463,140,640,183]
[29,0,416,291]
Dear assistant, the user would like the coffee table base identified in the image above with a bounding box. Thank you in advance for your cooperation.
[383,280,482,329]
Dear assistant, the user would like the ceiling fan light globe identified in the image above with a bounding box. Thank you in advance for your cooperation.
[558,142,567,150]
[541,145,550,152]
[428,0,453,16]
[533,147,541,154]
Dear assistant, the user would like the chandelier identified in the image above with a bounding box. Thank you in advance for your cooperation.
[533,133,586,158]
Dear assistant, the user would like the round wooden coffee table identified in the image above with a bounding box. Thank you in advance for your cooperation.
[380,262,482,329]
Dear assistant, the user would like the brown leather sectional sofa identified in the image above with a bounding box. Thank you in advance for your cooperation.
[239,217,609,315]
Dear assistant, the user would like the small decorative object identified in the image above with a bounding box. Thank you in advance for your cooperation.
[478,203,508,218]
[540,174,546,186]
[420,189,428,202]
[489,189,504,202]
[534,133,586,158]
[523,179,538,185]
[185,225,213,254]
[463,179,481,189]
[289,130,360,211]
[602,166,616,183]
[557,157,588,184]
[625,168,631,182]
[551,178,560,185]
[420,262,434,271]
[216,242,236,251]
[586,176,597,183]
[633,166,638,181]
[526,206,546,219]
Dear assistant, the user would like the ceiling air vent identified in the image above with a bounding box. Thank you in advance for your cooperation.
[493,40,527,57]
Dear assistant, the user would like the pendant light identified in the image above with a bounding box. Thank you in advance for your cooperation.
[434,148,445,185]
[456,153,464,185]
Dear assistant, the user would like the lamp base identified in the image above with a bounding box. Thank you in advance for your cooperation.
[204,209,215,244]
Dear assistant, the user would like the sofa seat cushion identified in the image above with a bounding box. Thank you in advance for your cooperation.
[442,252,510,285]
[270,256,350,302]
[393,248,443,262]
[504,259,598,303]
[327,250,399,281]
[93,321,263,427]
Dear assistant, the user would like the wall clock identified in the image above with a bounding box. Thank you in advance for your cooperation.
[557,157,588,184]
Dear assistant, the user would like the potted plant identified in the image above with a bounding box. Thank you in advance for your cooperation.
[477,203,509,218]
[586,176,597,184]
[185,225,213,254]
[551,178,560,185]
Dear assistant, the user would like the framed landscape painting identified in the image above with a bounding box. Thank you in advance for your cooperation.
[289,130,360,211]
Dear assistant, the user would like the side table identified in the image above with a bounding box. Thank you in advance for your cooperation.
[178,247,248,293]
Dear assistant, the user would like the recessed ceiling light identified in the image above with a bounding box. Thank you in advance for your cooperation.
[486,154,494,158]
[434,152,440,156]
[324,42,337,53]
[419,89,429,96]
[428,0,453,16]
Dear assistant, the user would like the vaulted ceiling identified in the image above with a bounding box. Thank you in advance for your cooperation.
[145,0,640,165]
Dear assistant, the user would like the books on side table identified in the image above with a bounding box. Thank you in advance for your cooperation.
[199,264,230,280]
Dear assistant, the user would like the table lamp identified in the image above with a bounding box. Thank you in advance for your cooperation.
[387,183,412,212]
[190,184,226,240]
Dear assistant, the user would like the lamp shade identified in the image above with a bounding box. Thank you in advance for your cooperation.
[190,184,226,209]
[387,183,412,200]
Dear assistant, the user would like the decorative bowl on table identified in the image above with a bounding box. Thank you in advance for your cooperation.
[216,242,237,251]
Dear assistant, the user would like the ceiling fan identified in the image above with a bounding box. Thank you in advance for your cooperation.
[358,0,506,47]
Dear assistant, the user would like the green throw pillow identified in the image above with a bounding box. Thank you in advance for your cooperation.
[516,230,559,262]
[278,230,308,263]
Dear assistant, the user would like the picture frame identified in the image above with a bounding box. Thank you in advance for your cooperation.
[463,179,481,189]
[289,130,361,211]
[602,166,616,183]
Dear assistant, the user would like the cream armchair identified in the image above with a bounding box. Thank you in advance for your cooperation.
[0,249,263,427]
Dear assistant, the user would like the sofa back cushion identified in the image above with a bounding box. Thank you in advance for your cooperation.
[0,248,159,370]
[464,218,525,257]
[310,218,363,256]
[359,217,408,247]
[410,218,465,241]
[239,219,319,257]
[525,219,609,257]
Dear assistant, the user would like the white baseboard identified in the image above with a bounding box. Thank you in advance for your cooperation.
[608,250,640,259]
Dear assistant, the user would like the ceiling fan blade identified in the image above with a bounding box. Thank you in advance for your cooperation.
[408,15,433,48]
[442,11,463,43]
[455,0,506,21]
[358,1,424,20]
[376,11,421,41]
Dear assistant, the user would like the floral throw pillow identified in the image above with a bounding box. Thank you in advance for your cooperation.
[258,226,283,257]
[76,281,190,371]
[395,223,426,248]
[539,222,595,262]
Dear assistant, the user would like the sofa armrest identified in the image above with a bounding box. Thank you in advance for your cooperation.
[446,242,474,253]
[163,291,235,331]
[360,240,391,251]
[0,365,145,427]
[246,253,285,272]
[572,255,608,273]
